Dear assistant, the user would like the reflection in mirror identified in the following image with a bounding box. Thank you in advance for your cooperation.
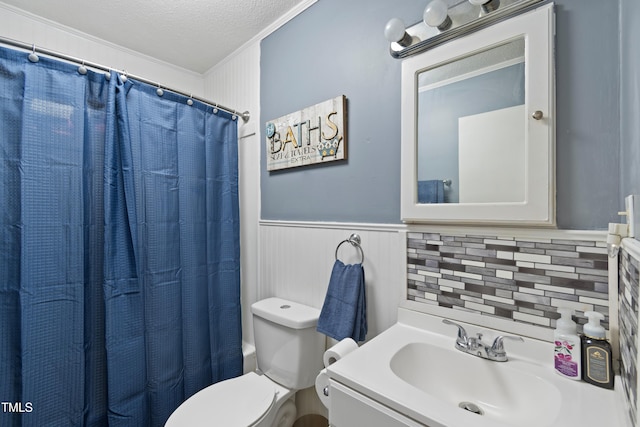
[416,38,525,204]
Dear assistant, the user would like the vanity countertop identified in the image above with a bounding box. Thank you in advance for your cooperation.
[327,307,630,427]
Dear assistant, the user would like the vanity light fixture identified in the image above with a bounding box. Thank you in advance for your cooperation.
[469,0,501,13]
[384,0,543,59]
[423,0,452,31]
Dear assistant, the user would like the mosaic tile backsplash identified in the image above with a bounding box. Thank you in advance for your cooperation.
[407,232,609,330]
[620,248,639,427]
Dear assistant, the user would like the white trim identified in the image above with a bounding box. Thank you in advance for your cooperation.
[259,219,406,233]
[608,249,620,372]
[259,219,608,242]
[405,223,607,242]
[204,0,318,75]
[622,236,640,260]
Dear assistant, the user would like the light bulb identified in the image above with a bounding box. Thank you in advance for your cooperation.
[424,0,452,31]
[384,18,405,42]
[384,18,413,47]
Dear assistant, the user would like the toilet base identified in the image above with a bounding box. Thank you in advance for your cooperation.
[272,398,296,427]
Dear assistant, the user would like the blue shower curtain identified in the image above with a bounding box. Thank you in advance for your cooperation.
[0,46,242,427]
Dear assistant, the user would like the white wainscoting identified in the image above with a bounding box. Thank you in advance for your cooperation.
[258,220,406,340]
[204,41,261,345]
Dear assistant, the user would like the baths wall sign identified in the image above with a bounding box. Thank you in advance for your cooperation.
[265,95,347,171]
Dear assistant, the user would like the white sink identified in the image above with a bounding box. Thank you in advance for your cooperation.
[390,341,561,426]
[326,307,629,427]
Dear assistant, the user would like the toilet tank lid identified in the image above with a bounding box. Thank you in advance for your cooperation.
[251,298,320,329]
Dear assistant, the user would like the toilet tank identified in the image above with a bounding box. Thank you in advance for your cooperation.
[251,298,325,390]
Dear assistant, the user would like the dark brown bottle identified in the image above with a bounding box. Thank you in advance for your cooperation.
[581,311,614,389]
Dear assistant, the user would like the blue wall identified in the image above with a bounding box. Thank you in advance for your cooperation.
[621,0,640,199]
[261,0,623,229]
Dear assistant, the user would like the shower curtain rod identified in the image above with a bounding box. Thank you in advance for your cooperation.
[0,35,251,123]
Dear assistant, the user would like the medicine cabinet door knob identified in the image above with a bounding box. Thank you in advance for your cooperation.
[532,110,544,120]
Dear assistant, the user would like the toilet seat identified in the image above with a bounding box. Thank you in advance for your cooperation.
[165,372,276,427]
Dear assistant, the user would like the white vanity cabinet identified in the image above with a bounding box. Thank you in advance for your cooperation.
[329,380,430,427]
[400,3,555,225]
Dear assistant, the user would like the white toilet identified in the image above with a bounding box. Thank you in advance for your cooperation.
[165,297,325,427]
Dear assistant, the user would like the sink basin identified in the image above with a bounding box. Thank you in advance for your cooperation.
[326,308,629,427]
[390,342,561,427]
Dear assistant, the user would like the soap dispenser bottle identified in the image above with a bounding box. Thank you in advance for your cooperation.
[581,311,614,389]
[553,308,581,380]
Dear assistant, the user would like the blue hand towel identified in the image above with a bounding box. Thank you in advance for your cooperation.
[418,180,445,203]
[317,260,367,342]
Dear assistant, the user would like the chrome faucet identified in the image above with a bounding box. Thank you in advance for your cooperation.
[442,319,523,362]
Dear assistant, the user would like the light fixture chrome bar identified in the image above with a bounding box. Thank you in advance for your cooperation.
[391,0,547,59]
[0,35,250,122]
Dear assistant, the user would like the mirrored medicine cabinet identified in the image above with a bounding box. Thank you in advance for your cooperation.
[400,3,555,225]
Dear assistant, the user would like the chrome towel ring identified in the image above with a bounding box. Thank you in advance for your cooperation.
[335,233,364,264]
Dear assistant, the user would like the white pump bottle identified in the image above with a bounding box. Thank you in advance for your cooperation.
[553,308,581,380]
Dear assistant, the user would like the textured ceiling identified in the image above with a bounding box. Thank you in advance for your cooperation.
[0,0,307,73]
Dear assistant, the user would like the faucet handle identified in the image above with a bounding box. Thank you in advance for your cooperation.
[490,335,524,354]
[442,319,469,344]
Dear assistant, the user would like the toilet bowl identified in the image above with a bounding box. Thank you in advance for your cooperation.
[165,372,295,427]
[165,298,325,427]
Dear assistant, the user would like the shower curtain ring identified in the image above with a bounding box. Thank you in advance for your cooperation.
[213,103,219,114]
[78,60,87,75]
[156,83,164,97]
[28,44,39,63]
[187,94,194,106]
